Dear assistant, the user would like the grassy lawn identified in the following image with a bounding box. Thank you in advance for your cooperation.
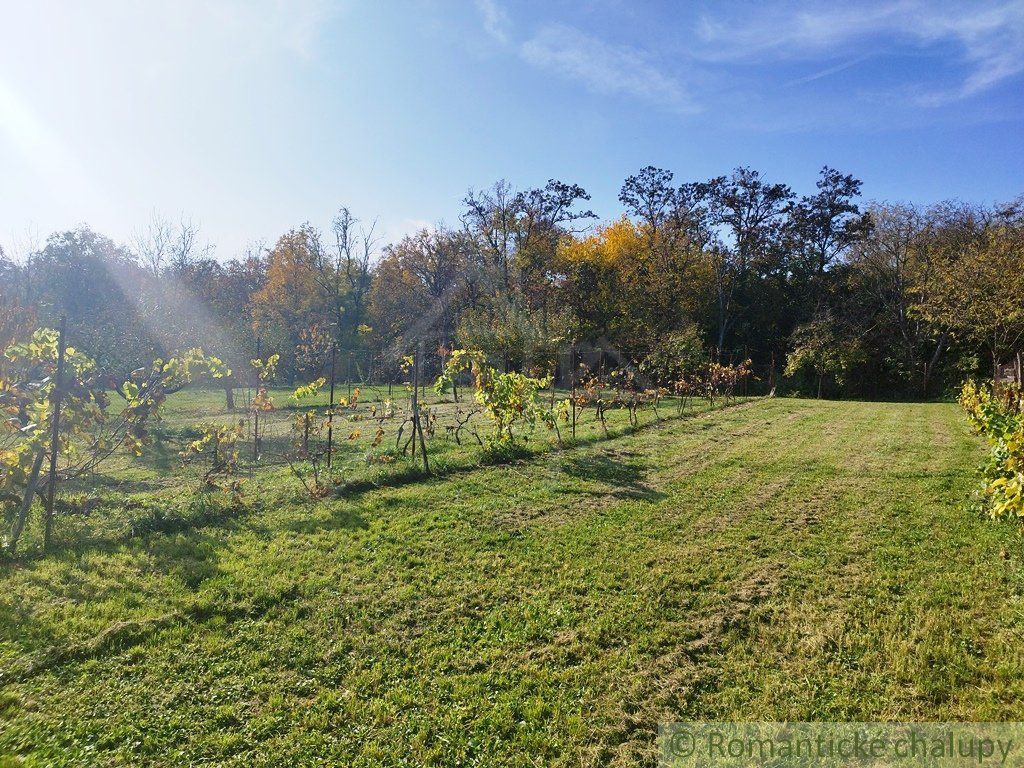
[2,398,1023,766]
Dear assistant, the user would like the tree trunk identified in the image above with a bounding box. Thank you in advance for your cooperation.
[922,332,947,399]
[224,377,235,411]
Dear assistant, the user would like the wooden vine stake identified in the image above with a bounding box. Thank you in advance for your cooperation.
[42,315,67,550]
[9,445,45,554]
[411,341,430,473]
[253,336,261,461]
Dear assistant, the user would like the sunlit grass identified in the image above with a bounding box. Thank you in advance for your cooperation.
[2,398,1022,766]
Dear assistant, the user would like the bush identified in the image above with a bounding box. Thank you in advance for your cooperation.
[958,380,1024,520]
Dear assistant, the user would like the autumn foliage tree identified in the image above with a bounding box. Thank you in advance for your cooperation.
[2,171,1020,403]
[250,226,331,377]
[914,200,1024,379]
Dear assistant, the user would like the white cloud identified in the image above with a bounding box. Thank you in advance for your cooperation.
[696,1,1024,103]
[695,3,909,59]
[784,57,869,87]
[487,1,1021,119]
[915,1,1024,101]
[520,24,699,113]
[476,0,511,44]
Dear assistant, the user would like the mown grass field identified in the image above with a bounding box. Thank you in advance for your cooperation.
[43,383,695,505]
[2,397,1023,766]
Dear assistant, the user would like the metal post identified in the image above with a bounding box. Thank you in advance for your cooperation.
[253,337,261,461]
[570,342,577,440]
[410,346,418,460]
[327,343,336,468]
[43,315,67,549]
[451,352,459,403]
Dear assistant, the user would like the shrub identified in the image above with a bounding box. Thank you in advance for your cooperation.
[958,380,1024,520]
[434,349,557,448]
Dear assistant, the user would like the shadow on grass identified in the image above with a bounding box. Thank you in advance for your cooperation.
[64,472,170,495]
[0,399,759,684]
[281,506,369,535]
[7,398,758,563]
[0,522,232,684]
[1,490,255,572]
[260,400,757,508]
[330,400,756,503]
[136,433,178,473]
[558,452,668,502]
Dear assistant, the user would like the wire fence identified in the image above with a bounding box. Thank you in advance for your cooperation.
[164,342,769,487]
[8,334,769,552]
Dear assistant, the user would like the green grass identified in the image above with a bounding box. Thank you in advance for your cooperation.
[2,398,1023,766]
[41,384,701,500]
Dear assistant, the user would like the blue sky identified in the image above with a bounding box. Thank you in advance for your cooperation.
[1,0,1022,259]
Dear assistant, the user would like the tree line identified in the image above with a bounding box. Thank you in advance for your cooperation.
[2,166,1021,399]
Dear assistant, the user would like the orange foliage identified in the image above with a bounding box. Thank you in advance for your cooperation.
[250,226,326,336]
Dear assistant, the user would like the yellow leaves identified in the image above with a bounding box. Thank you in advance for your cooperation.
[558,236,602,265]
[434,349,487,396]
[958,380,990,431]
[370,400,395,419]
[371,427,384,448]
[251,387,275,413]
[251,354,279,383]
[122,381,140,404]
[0,444,36,489]
[961,379,1024,519]
[558,216,643,267]
[987,473,1024,519]
[347,429,361,440]
[180,422,244,487]
[292,378,326,401]
[250,227,325,333]
[125,435,144,457]
[186,434,212,454]
[148,349,230,393]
